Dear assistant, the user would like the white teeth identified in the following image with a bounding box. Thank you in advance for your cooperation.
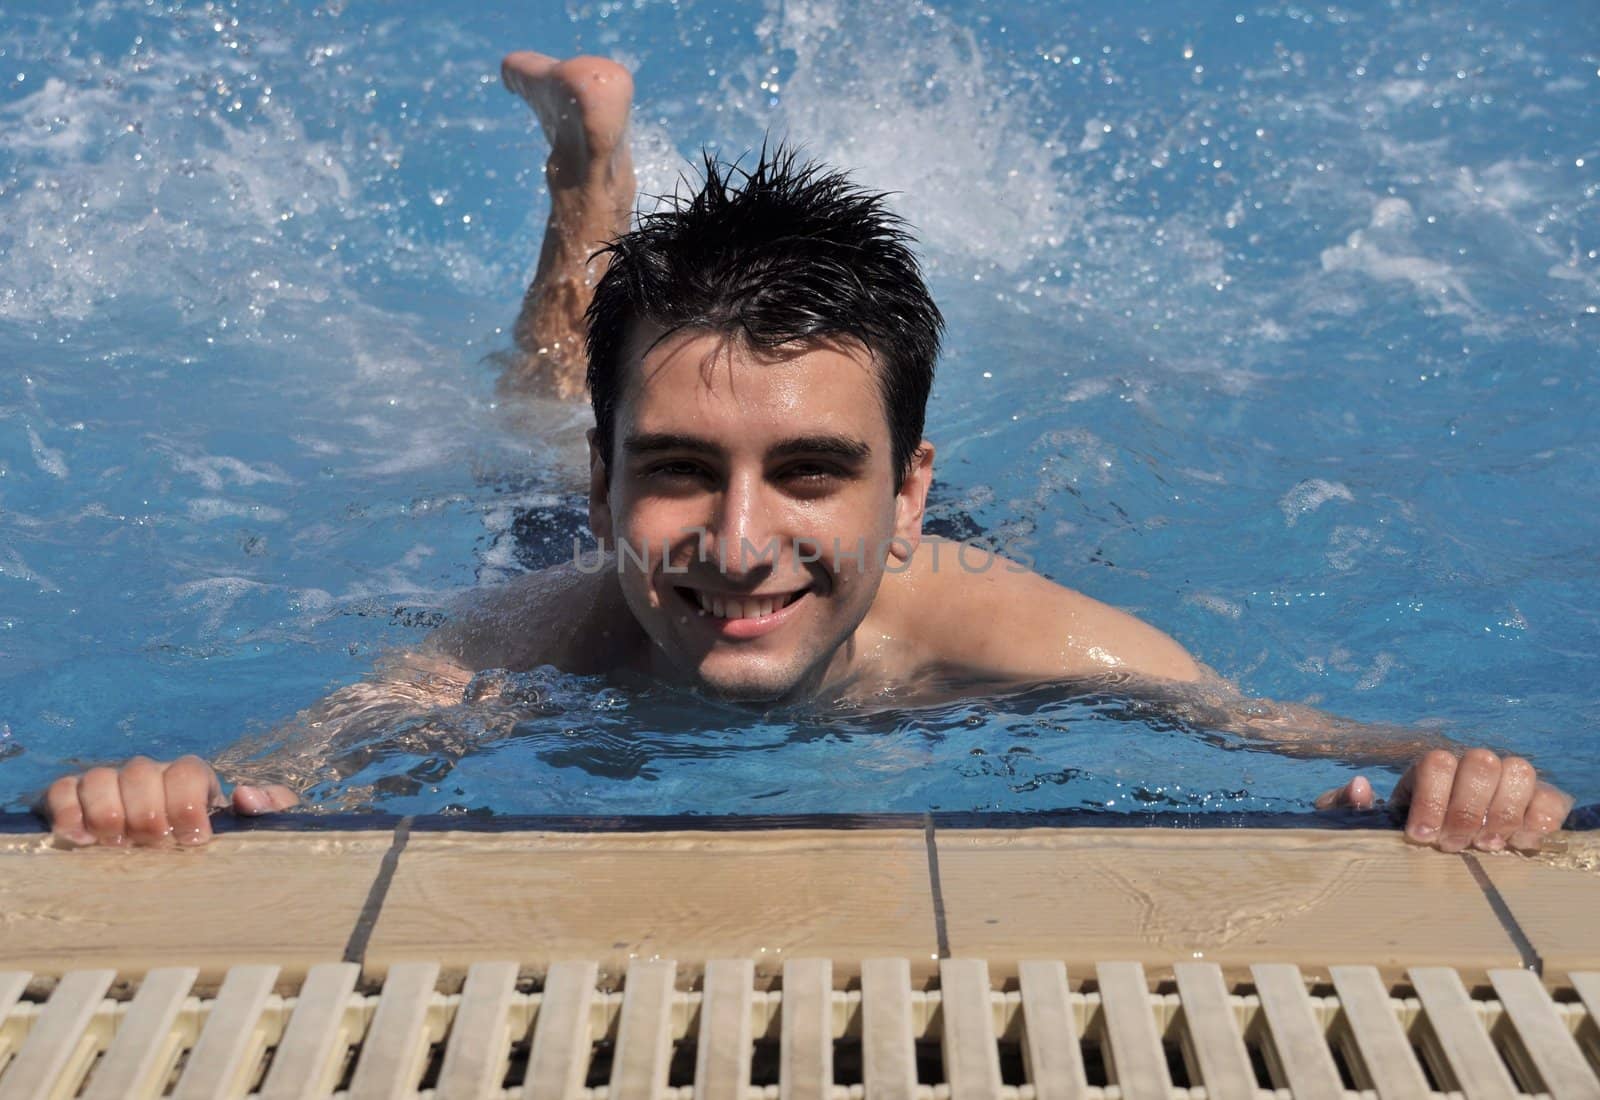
[690,590,799,620]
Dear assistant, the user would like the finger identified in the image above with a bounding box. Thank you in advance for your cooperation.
[42,776,95,847]
[1476,755,1536,851]
[1509,783,1576,852]
[232,784,301,816]
[1398,750,1458,844]
[79,766,127,846]
[119,756,171,846]
[163,756,219,847]
[1314,775,1375,811]
[1384,761,1418,826]
[1438,748,1501,853]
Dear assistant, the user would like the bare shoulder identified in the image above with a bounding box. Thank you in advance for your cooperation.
[882,537,1203,685]
[422,561,637,674]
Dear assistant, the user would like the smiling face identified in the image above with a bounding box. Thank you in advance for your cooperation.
[589,326,934,702]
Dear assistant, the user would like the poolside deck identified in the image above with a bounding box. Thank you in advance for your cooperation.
[3,822,1598,1098]
[2,822,1595,993]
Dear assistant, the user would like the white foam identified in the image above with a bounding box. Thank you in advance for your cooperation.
[1185,593,1243,619]
[25,425,68,479]
[1039,426,1115,470]
[1326,525,1380,572]
[0,548,58,593]
[742,0,1076,274]
[162,447,291,491]
[3,76,112,155]
[1354,652,1398,692]
[0,71,357,327]
[1061,378,1113,404]
[1469,161,1542,211]
[1279,479,1353,527]
[1369,197,1416,230]
[1378,79,1430,105]
[1319,195,1480,322]
[170,575,267,632]
[186,497,289,522]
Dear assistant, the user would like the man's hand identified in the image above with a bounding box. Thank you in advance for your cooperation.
[1316,748,1573,852]
[35,756,300,848]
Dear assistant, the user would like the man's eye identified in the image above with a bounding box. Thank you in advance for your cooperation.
[646,462,706,479]
[781,464,840,483]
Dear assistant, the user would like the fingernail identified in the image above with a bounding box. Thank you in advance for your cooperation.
[1407,824,1437,842]
[105,834,128,848]
[176,830,209,847]
[1477,834,1505,852]
[1439,836,1468,853]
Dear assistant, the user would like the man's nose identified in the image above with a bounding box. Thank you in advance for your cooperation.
[707,473,778,574]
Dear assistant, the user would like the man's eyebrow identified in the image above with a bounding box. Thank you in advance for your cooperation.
[622,433,872,462]
[768,435,872,462]
[622,432,721,456]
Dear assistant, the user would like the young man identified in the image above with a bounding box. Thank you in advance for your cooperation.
[38,52,1573,853]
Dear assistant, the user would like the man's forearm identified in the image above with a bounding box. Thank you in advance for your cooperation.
[1124,676,1462,769]
[213,652,475,797]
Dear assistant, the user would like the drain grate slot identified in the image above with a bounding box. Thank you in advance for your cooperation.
[0,960,1596,1098]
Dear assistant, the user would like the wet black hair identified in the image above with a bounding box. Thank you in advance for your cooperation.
[585,144,943,483]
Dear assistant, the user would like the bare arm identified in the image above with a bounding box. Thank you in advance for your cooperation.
[1126,679,1573,851]
[221,562,633,787]
[905,539,1204,686]
[36,647,480,846]
[37,564,630,846]
[211,649,476,795]
[1119,676,1459,768]
[910,543,1573,850]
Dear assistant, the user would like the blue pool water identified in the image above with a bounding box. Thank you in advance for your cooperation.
[0,0,1596,816]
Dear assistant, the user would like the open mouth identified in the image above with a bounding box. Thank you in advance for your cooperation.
[674,586,808,621]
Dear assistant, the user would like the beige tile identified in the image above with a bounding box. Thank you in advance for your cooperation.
[937,829,1525,985]
[1473,840,1600,982]
[363,830,937,988]
[0,832,391,992]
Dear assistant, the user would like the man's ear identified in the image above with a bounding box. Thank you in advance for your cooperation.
[889,440,935,562]
[587,427,614,544]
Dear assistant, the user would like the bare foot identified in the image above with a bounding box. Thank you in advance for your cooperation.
[501,51,634,189]
[499,51,638,400]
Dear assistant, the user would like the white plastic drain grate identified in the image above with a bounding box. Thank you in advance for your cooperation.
[0,960,1597,1099]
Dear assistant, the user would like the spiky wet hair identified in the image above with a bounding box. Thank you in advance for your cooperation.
[584,145,943,483]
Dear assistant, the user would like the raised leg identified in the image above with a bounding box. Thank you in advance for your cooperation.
[499,52,636,400]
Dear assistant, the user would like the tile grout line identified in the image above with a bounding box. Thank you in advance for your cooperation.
[923,814,950,959]
[1461,851,1542,976]
[342,815,414,967]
